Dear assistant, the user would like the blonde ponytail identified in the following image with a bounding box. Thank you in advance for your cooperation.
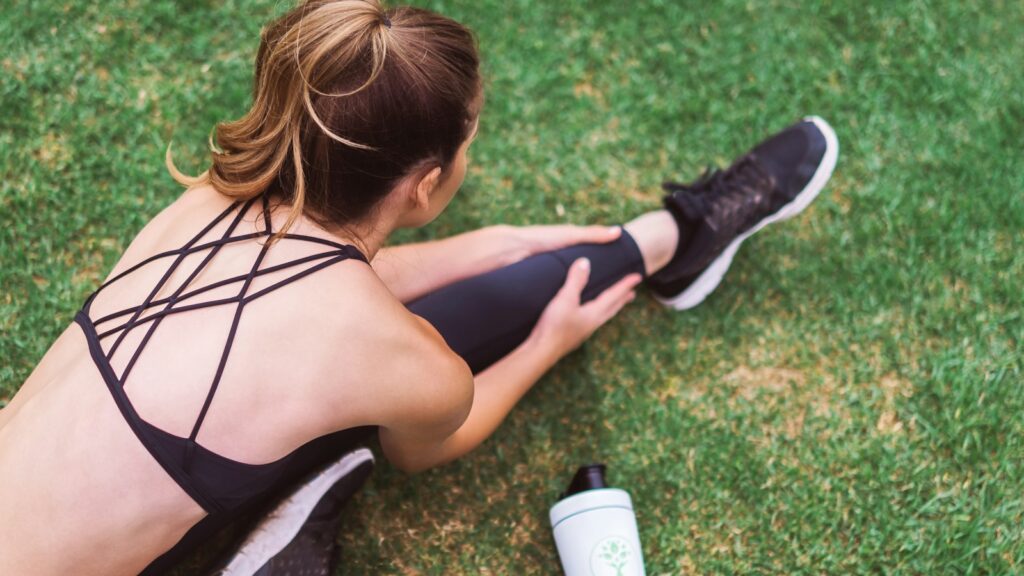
[168,0,478,238]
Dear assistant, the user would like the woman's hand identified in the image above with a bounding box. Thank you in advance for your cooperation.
[373,224,624,303]
[492,224,624,268]
[529,258,642,360]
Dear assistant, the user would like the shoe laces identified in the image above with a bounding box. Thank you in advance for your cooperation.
[662,155,775,226]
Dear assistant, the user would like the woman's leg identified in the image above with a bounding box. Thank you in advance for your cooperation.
[407,210,680,373]
[406,116,839,356]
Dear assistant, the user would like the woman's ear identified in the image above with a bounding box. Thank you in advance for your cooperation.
[413,166,443,211]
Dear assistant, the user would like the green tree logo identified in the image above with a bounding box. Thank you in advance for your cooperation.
[589,536,637,576]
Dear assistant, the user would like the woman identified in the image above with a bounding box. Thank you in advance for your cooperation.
[0,1,837,574]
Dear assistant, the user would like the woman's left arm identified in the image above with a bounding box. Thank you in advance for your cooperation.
[371,224,623,302]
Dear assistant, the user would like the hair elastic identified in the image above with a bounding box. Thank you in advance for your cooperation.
[382,15,392,29]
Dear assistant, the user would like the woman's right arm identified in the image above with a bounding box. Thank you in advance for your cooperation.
[378,258,640,472]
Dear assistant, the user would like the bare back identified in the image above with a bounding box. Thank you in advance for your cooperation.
[0,186,454,575]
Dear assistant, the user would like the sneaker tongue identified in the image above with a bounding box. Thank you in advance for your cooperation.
[654,206,720,283]
[674,191,710,221]
[670,218,720,277]
[663,189,707,226]
[658,190,718,281]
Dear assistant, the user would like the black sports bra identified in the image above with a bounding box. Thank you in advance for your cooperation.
[75,194,375,574]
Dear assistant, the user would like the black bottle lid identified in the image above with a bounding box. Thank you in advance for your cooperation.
[560,463,609,499]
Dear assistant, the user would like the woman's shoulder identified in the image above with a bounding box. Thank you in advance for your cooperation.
[300,259,473,419]
[315,262,465,372]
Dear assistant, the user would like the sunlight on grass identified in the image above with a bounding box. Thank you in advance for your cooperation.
[1,1,1021,573]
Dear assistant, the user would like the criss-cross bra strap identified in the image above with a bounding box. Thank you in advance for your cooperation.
[114,197,264,383]
[83,204,363,316]
[92,250,360,341]
[81,195,369,474]
[104,197,257,361]
[182,227,272,471]
[90,249,349,328]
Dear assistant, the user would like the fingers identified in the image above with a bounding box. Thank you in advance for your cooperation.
[582,273,642,324]
[536,263,641,356]
[533,224,623,252]
[574,224,622,245]
[555,257,592,303]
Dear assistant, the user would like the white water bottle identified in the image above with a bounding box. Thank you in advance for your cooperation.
[549,464,646,576]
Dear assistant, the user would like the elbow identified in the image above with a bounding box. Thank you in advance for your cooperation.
[384,435,466,474]
[389,452,444,475]
[380,437,450,475]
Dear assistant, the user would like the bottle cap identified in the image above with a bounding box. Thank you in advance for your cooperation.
[560,463,608,499]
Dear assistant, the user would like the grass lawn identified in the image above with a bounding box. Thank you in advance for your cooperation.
[2,0,1022,573]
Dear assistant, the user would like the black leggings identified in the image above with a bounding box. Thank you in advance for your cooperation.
[179,232,644,575]
[407,230,646,373]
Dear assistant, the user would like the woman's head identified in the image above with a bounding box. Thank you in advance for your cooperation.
[168,0,481,234]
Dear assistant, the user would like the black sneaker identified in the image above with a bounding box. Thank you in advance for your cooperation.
[646,116,838,309]
[213,448,374,576]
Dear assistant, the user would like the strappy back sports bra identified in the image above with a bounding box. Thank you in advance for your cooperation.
[74,193,376,574]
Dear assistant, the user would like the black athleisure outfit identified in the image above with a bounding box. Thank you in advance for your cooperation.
[76,192,645,574]
[78,116,833,574]
[211,116,839,575]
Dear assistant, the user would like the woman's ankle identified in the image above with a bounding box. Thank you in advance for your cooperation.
[623,210,679,276]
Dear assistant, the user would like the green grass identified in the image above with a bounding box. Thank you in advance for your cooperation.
[2,0,1023,573]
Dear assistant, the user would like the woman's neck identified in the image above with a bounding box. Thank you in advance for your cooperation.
[330,217,393,261]
[261,194,397,262]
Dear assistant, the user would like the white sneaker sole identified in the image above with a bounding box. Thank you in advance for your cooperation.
[656,115,840,310]
[215,448,375,576]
